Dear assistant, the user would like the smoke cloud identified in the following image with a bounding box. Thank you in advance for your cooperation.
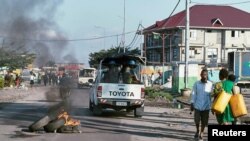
[0,0,77,67]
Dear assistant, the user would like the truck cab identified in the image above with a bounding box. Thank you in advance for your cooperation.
[89,54,146,117]
[228,51,250,94]
[78,68,96,88]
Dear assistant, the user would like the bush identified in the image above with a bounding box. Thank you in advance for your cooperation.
[0,76,4,89]
[144,87,156,95]
[145,86,173,101]
[148,92,173,100]
[144,87,161,95]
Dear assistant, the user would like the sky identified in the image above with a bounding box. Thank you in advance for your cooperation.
[1,0,250,67]
[56,0,250,67]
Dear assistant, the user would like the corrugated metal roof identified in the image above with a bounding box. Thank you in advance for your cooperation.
[144,5,250,32]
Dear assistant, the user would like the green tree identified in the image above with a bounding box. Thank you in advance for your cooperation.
[88,47,140,68]
[0,48,35,70]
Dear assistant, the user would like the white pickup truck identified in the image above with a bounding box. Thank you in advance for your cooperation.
[77,68,96,88]
[89,54,146,117]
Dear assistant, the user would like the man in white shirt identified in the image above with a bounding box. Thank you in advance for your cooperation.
[190,69,213,140]
[30,71,35,88]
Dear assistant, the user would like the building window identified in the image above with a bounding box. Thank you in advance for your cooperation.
[190,30,197,40]
[172,48,179,61]
[206,29,212,33]
[189,48,195,58]
[216,32,221,44]
[231,30,239,38]
[148,50,160,62]
[207,48,218,58]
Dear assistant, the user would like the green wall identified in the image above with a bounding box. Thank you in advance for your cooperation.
[172,76,197,93]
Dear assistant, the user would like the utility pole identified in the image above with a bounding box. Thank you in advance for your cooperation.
[122,0,126,53]
[184,0,190,88]
[162,34,165,85]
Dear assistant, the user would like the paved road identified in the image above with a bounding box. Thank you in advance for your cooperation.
[0,86,217,141]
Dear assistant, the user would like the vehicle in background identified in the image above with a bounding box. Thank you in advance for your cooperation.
[77,68,96,88]
[20,68,40,83]
[228,51,250,94]
[20,69,32,82]
[89,54,146,117]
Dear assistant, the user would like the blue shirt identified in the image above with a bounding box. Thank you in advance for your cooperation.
[190,80,213,111]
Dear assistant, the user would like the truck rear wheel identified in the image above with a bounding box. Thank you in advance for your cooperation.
[93,105,102,116]
[134,106,144,118]
[89,100,93,111]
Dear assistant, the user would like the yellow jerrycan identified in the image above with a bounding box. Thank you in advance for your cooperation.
[212,91,232,114]
[230,93,248,117]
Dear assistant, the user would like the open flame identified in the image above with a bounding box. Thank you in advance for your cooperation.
[58,112,80,126]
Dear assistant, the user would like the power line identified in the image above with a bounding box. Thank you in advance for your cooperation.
[191,0,250,6]
[126,24,141,48]
[0,30,136,42]
[153,0,181,29]
[131,35,142,49]
[168,0,181,20]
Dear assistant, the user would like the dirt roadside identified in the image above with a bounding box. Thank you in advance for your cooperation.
[0,87,30,103]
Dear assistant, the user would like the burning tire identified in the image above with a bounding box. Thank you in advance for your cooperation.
[29,102,66,132]
[29,115,52,132]
[57,125,81,133]
[44,118,66,133]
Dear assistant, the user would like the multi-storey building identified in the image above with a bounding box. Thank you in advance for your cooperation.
[143,5,250,67]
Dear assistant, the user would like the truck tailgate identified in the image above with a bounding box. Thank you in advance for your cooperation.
[99,83,143,99]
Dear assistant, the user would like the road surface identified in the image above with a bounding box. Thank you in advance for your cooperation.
[0,86,218,141]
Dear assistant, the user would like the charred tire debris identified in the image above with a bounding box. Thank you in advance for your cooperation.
[28,101,81,133]
[44,118,66,133]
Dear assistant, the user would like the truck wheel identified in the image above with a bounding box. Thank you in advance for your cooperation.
[44,118,66,133]
[134,106,144,118]
[93,105,102,116]
[89,100,93,111]
[29,115,52,132]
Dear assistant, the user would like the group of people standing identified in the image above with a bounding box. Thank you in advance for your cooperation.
[29,70,65,88]
[103,60,139,84]
[41,71,59,86]
[190,68,236,140]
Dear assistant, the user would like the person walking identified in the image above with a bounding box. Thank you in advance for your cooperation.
[15,74,21,88]
[190,69,213,140]
[29,71,35,88]
[150,73,155,86]
[43,72,49,86]
[213,68,235,125]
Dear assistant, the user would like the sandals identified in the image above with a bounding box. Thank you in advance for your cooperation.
[194,132,203,140]
[199,133,203,140]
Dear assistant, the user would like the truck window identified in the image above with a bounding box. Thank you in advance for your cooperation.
[79,69,95,77]
[101,66,120,83]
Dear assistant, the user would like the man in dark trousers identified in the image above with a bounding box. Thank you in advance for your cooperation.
[190,69,213,140]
